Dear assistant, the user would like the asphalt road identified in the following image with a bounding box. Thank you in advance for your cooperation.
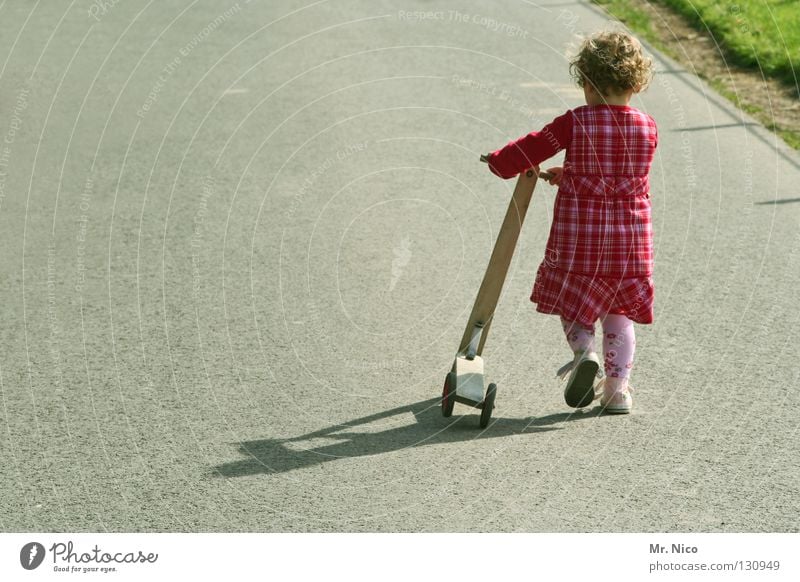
[1,0,799,532]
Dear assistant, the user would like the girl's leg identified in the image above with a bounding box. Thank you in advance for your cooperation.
[560,317,596,354]
[600,314,635,413]
[600,314,635,382]
[559,317,600,408]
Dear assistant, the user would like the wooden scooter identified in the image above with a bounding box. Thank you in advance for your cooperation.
[441,158,551,427]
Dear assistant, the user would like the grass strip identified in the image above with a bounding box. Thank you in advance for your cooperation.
[656,0,799,87]
[593,0,800,149]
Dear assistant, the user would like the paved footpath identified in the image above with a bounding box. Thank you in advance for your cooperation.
[1,0,798,532]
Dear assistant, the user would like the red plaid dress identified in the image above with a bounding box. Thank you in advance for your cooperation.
[487,104,658,326]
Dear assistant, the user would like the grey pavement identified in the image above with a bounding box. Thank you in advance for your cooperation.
[1,0,799,532]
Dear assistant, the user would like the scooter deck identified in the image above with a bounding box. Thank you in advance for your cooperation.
[453,355,486,403]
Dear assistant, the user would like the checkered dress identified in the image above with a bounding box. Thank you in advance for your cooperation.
[488,104,658,326]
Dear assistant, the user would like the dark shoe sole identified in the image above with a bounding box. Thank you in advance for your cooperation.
[563,359,599,408]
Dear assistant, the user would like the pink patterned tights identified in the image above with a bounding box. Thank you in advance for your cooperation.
[560,314,635,381]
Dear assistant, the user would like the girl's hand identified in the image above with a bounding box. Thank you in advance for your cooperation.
[543,166,563,186]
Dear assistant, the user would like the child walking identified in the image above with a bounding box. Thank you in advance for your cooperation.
[485,30,657,414]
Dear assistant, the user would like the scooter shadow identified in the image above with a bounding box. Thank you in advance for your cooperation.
[213,398,601,477]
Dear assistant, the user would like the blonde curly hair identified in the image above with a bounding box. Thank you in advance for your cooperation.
[569,31,654,96]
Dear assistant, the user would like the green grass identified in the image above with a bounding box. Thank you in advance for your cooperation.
[592,0,659,44]
[594,0,800,149]
[658,0,800,86]
[595,0,800,88]
[774,127,800,149]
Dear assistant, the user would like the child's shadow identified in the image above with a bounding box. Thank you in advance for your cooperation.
[213,398,600,477]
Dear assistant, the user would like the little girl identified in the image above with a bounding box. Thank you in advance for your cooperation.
[485,30,657,414]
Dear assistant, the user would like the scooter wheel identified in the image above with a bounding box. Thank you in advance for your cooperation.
[479,383,497,428]
[442,372,456,417]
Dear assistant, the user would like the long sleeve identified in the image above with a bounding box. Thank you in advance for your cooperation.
[487,110,573,179]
